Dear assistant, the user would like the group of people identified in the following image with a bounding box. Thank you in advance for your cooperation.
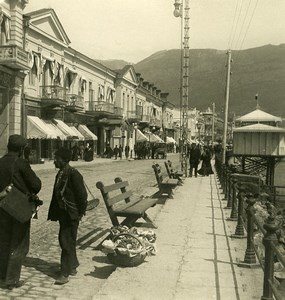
[0,134,88,289]
[188,143,214,177]
[71,143,94,162]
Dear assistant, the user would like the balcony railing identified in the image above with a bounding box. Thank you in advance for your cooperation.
[41,85,67,107]
[150,118,162,127]
[66,94,84,110]
[114,106,123,116]
[88,101,114,114]
[0,45,29,70]
[141,115,150,122]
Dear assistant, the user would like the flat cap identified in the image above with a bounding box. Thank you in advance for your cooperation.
[7,134,27,150]
[54,147,71,163]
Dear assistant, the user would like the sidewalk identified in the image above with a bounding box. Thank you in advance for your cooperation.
[94,172,264,300]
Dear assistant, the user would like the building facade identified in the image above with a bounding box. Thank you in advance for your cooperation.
[0,2,176,160]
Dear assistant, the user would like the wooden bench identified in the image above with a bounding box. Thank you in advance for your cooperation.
[152,163,179,198]
[96,177,157,228]
[164,160,184,183]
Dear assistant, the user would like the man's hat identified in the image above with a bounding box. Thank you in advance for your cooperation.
[7,134,27,150]
[54,147,72,163]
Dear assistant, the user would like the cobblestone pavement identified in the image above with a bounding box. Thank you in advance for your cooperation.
[0,155,176,299]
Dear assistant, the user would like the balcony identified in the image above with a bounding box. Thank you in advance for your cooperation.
[87,101,114,115]
[41,85,67,107]
[0,45,29,70]
[114,106,123,117]
[127,110,141,123]
[150,118,162,128]
[66,94,84,111]
[140,115,150,123]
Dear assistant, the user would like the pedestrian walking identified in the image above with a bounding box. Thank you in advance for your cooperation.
[48,148,87,285]
[124,145,130,159]
[83,143,93,162]
[0,134,42,290]
[113,145,119,159]
[118,145,123,160]
[198,146,213,176]
[189,143,201,177]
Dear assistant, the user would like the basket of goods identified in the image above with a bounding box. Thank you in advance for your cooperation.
[101,226,157,267]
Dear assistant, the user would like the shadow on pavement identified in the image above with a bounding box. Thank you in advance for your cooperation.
[85,264,116,279]
[24,256,60,280]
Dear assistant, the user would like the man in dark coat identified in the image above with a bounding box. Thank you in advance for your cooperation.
[48,148,87,285]
[189,143,201,177]
[0,134,41,290]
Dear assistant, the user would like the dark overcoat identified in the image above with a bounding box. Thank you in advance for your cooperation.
[48,164,87,221]
[0,153,41,194]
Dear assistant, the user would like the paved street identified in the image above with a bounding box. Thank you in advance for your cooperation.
[0,155,174,300]
[0,154,264,300]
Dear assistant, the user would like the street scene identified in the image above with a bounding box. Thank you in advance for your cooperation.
[1,0,285,299]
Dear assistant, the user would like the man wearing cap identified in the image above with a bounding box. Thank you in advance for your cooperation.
[48,147,87,285]
[189,143,201,177]
[0,134,42,290]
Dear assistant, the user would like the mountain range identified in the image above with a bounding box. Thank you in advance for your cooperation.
[98,44,285,119]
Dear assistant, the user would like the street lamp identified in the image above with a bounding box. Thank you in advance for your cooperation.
[173,0,190,176]
[133,123,137,159]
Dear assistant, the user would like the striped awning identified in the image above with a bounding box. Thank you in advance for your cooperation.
[27,116,66,140]
[78,125,98,140]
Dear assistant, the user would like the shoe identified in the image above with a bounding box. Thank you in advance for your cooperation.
[6,280,24,290]
[70,269,77,276]
[55,275,69,285]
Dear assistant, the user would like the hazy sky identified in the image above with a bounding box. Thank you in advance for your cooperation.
[24,0,285,63]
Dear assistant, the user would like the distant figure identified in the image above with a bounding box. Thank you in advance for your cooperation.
[79,144,85,160]
[189,143,201,177]
[71,143,80,161]
[113,145,119,160]
[198,146,213,176]
[118,145,123,160]
[125,145,130,159]
[83,143,93,162]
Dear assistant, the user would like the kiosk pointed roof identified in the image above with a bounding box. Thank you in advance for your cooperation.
[236,108,281,123]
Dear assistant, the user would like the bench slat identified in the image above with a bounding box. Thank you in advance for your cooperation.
[113,197,157,216]
[106,190,133,206]
[100,181,129,193]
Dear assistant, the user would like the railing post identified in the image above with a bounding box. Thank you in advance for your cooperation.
[261,214,278,300]
[227,175,238,221]
[238,192,259,267]
[231,180,246,238]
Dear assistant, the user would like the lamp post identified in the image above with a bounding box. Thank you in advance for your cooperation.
[133,123,137,159]
[173,0,190,177]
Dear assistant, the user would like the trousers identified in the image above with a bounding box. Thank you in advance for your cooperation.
[0,208,30,285]
[58,210,80,276]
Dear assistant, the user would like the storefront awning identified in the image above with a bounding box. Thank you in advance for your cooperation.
[42,119,67,140]
[145,132,164,143]
[166,136,176,144]
[136,129,148,142]
[70,126,85,140]
[53,119,80,139]
[27,116,66,140]
[78,125,98,140]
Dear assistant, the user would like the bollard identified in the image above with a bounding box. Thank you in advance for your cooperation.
[225,171,233,209]
[231,188,246,238]
[238,193,259,267]
[227,175,238,221]
[261,214,278,300]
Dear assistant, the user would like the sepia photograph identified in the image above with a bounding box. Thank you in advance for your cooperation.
[0,0,285,299]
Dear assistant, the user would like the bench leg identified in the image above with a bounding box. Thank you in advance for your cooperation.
[143,213,157,229]
[121,216,139,227]
[160,186,174,199]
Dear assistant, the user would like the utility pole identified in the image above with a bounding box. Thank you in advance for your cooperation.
[212,102,215,145]
[173,0,190,177]
[222,50,232,164]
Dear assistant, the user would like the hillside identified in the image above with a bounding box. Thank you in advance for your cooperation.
[99,45,285,117]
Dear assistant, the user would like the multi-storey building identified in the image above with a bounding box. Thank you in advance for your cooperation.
[0,2,175,160]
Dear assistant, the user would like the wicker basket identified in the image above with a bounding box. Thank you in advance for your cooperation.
[107,233,147,267]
